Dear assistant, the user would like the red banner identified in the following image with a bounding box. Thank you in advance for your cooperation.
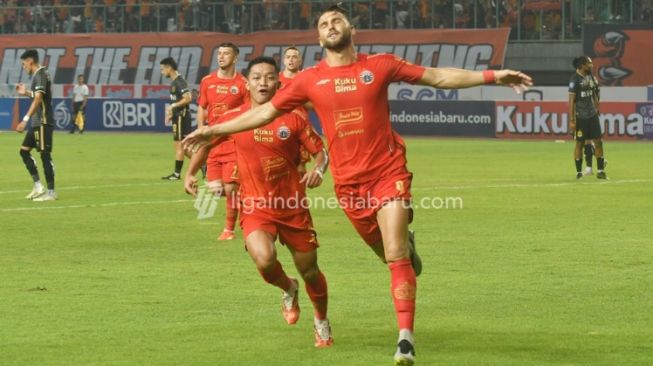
[584,24,653,86]
[0,29,510,86]
[496,101,647,141]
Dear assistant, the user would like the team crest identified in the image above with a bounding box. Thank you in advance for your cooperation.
[230,86,239,94]
[277,126,291,140]
[576,130,583,138]
[359,70,375,85]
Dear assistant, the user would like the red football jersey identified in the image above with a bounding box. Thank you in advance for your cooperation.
[271,54,425,185]
[198,71,248,160]
[278,71,296,89]
[216,102,324,217]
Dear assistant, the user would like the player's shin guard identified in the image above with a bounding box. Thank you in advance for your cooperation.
[20,150,40,182]
[389,259,417,331]
[584,144,593,167]
[305,271,328,320]
[575,159,582,173]
[259,260,293,292]
[40,152,55,190]
[225,194,238,231]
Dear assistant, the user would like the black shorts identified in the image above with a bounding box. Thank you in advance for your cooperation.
[22,124,53,153]
[172,114,192,141]
[575,115,602,142]
[72,101,84,115]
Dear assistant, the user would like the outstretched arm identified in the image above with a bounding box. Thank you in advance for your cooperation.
[418,68,533,93]
[183,102,282,153]
[183,144,210,197]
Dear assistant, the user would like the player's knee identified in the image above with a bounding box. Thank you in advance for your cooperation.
[250,251,276,272]
[298,266,320,283]
[383,241,409,262]
[595,140,603,149]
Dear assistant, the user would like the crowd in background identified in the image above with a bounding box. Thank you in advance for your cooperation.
[1,0,652,40]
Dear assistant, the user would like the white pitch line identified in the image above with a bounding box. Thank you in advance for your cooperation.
[414,179,653,191]
[0,182,173,195]
[1,199,194,212]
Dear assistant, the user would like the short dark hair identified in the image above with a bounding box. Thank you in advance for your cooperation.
[218,42,240,55]
[283,46,301,56]
[313,3,350,28]
[572,56,590,69]
[160,57,178,70]
[246,56,279,77]
[20,49,39,63]
[77,74,84,79]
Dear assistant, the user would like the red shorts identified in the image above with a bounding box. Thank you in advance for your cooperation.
[240,209,319,252]
[206,159,238,183]
[334,167,413,245]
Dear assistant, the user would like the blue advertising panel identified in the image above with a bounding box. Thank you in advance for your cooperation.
[389,101,496,137]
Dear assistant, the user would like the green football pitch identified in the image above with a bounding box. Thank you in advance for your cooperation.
[1,131,651,366]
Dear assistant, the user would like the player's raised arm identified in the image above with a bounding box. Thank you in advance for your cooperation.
[182,102,282,152]
[418,67,533,93]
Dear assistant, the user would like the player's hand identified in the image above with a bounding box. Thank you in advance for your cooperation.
[297,163,307,177]
[15,121,26,133]
[184,175,198,197]
[15,83,26,95]
[495,70,533,94]
[165,105,173,121]
[300,169,323,188]
[182,127,212,154]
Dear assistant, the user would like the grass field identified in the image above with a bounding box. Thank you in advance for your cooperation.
[1,131,652,366]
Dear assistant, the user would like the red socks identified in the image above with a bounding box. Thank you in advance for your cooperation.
[225,193,238,232]
[389,259,416,331]
[259,260,292,292]
[305,271,328,320]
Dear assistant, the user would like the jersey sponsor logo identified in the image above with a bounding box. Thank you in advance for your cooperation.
[333,107,363,129]
[334,77,357,93]
[316,79,331,85]
[208,85,216,89]
[254,128,274,143]
[576,130,583,138]
[277,125,291,140]
[262,156,289,181]
[229,85,239,95]
[359,70,374,85]
[215,85,229,94]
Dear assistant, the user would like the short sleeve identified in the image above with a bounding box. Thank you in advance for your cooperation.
[568,77,578,94]
[271,71,310,113]
[33,72,46,94]
[296,114,323,155]
[178,78,190,95]
[376,54,425,84]
[82,85,89,96]
[198,79,208,108]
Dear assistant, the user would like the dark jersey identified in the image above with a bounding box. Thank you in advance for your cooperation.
[569,72,599,119]
[30,67,54,127]
[170,74,190,117]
